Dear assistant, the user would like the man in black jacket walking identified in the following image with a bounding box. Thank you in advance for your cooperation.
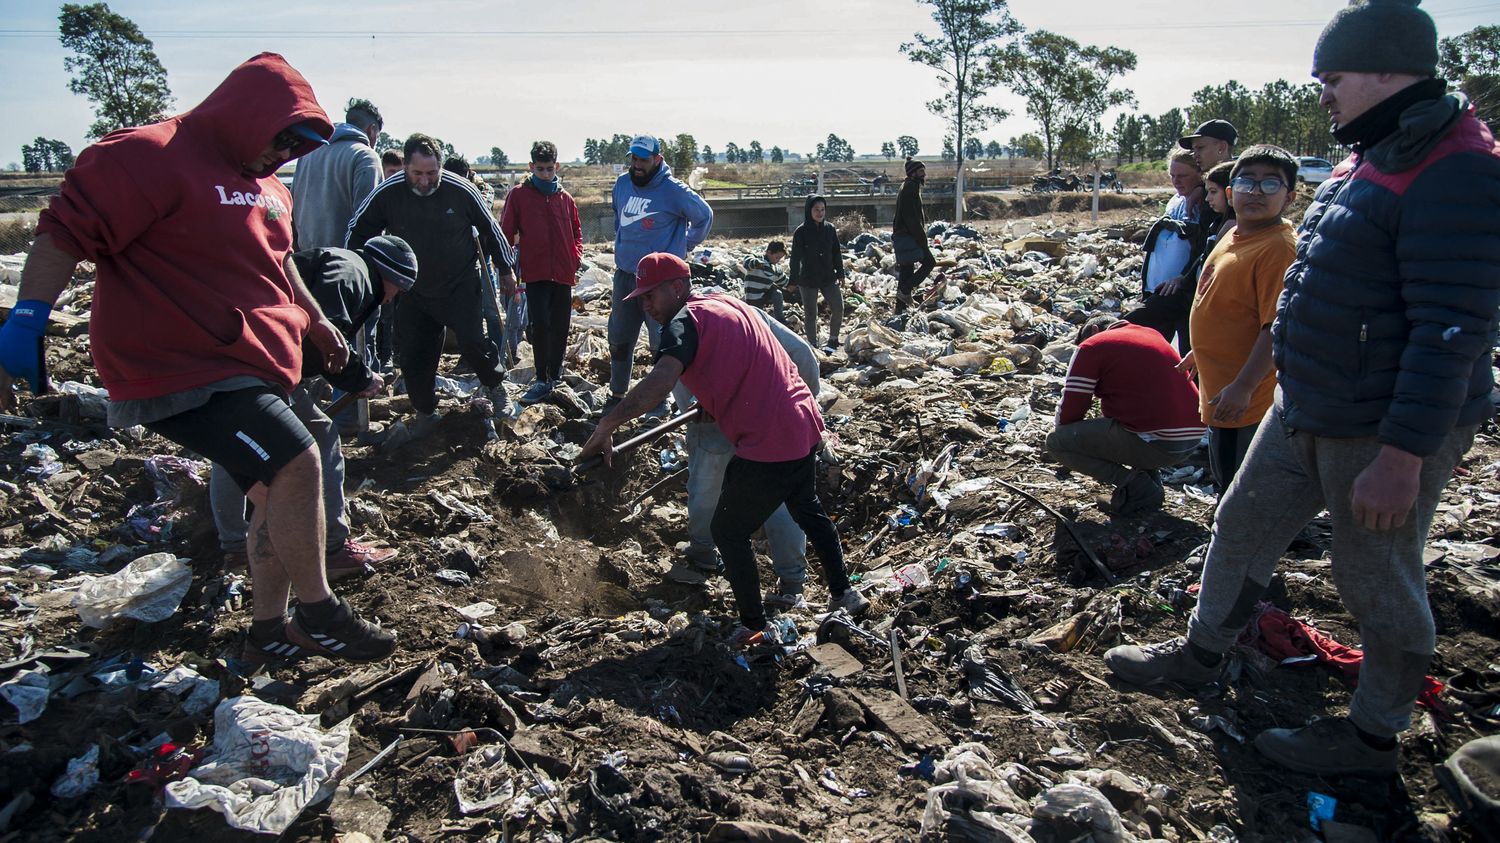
[1105,0,1500,777]
[892,158,934,314]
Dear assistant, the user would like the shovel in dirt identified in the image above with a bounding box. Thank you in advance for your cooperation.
[561,407,701,518]
[571,406,701,479]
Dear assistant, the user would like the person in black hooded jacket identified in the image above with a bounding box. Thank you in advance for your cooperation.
[789,194,845,350]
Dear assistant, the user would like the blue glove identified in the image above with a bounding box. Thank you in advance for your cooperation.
[0,299,50,393]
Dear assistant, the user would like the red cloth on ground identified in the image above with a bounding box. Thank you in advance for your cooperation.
[1243,603,1445,712]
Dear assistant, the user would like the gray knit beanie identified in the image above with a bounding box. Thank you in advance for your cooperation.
[1312,0,1439,77]
[362,235,419,291]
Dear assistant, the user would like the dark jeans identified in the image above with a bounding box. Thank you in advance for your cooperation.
[745,289,786,325]
[527,279,573,383]
[396,281,506,414]
[711,450,851,628]
[1209,420,1259,494]
[1124,285,1193,354]
[896,246,936,312]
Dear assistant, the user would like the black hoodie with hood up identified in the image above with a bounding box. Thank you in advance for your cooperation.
[789,194,845,288]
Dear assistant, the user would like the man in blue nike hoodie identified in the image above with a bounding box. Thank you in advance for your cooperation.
[604,135,713,411]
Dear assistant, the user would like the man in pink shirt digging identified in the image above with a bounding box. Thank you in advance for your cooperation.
[580,253,869,645]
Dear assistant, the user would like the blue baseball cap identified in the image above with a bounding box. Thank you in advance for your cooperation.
[628,135,661,159]
[287,121,329,146]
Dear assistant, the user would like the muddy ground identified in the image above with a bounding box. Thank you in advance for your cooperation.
[0,203,1497,843]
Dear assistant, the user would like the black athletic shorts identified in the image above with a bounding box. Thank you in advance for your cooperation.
[145,385,315,493]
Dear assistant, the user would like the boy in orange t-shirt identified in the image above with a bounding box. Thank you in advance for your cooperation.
[1182,145,1299,492]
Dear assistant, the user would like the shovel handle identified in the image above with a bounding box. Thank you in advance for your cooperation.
[324,391,361,418]
[574,406,701,474]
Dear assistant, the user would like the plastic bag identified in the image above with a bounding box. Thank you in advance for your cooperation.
[73,552,192,629]
[920,743,1032,841]
[1030,783,1127,843]
[164,696,352,834]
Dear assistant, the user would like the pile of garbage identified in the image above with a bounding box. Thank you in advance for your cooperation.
[1,216,1498,841]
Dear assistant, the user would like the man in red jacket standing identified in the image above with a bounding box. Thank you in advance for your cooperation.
[0,53,396,665]
[1047,315,1207,515]
[501,140,583,405]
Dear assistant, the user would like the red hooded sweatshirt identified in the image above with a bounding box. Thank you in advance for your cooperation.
[37,53,332,401]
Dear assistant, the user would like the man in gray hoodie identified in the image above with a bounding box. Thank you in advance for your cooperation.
[291,98,383,249]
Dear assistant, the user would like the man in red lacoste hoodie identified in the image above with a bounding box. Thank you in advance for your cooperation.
[0,53,396,665]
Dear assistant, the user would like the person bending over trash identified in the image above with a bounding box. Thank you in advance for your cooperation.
[1105,0,1500,778]
[1046,315,1205,516]
[580,253,869,646]
[0,53,397,664]
[209,237,416,585]
[741,240,790,326]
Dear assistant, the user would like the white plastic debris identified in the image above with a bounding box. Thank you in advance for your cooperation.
[50,744,100,799]
[73,552,192,628]
[150,666,221,716]
[0,666,50,724]
[454,745,515,814]
[164,696,352,835]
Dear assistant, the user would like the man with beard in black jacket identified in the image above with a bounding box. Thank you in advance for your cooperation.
[346,133,516,440]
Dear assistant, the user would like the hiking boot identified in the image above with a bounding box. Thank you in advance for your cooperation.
[1110,470,1165,516]
[409,411,442,438]
[289,597,397,662]
[599,392,625,417]
[1104,636,1223,688]
[681,545,723,574]
[519,379,553,406]
[764,581,808,611]
[1253,717,1399,776]
[327,539,395,581]
[727,623,773,648]
[644,399,672,420]
[828,588,870,616]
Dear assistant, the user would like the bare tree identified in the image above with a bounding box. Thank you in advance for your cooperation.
[901,0,1020,222]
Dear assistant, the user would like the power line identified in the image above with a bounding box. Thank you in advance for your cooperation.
[1,6,1497,38]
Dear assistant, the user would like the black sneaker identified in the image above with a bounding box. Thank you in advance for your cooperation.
[242,617,321,666]
[1254,717,1399,776]
[290,598,397,662]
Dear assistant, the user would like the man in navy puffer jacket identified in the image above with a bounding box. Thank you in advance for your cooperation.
[1104,0,1500,778]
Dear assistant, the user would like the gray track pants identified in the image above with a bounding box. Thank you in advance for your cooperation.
[1186,401,1476,737]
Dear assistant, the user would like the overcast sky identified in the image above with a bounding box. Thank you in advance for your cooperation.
[2,0,1495,167]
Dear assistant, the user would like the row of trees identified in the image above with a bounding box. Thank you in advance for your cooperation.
[21,138,75,173]
[37,3,1497,181]
[903,1,1496,192]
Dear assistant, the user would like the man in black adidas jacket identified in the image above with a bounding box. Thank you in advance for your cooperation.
[346,133,517,434]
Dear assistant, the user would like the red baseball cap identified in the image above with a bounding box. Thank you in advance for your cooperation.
[625,252,691,300]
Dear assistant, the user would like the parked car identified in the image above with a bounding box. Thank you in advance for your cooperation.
[1296,156,1335,185]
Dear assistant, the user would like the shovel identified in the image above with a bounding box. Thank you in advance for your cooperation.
[571,406,701,477]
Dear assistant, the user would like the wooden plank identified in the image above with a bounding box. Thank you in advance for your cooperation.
[850,688,951,752]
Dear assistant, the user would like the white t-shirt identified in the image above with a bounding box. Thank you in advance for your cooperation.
[1144,195,1196,293]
